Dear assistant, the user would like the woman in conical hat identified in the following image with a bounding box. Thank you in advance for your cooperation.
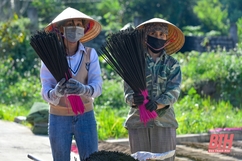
[124,18,185,161]
[136,18,185,55]
[40,7,102,161]
[45,7,102,43]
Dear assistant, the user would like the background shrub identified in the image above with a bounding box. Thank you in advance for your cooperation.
[175,50,242,108]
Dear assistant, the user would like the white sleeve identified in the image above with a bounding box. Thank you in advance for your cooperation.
[88,48,102,98]
[40,61,57,103]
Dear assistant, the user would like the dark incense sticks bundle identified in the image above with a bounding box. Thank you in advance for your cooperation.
[30,30,84,115]
[98,29,157,124]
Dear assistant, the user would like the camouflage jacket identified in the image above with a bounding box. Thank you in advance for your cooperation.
[124,52,181,129]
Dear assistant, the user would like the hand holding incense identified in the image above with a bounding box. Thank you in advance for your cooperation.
[30,30,85,115]
[145,98,158,112]
[139,90,158,125]
[65,78,94,97]
[133,93,145,106]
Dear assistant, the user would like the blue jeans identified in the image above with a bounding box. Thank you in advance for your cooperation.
[48,110,98,161]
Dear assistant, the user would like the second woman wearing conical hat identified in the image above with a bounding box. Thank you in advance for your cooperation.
[124,18,185,161]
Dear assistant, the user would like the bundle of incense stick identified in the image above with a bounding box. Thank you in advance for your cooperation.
[30,30,84,115]
[98,28,157,124]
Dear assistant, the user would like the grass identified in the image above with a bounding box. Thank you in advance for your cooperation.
[0,104,29,121]
[175,88,242,134]
[95,106,128,140]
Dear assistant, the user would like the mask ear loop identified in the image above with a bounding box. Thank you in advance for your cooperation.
[145,34,172,51]
[145,41,167,51]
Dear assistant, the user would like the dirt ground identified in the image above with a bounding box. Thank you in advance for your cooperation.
[97,140,242,161]
[98,141,131,154]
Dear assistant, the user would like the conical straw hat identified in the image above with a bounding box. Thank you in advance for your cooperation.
[136,18,185,55]
[45,7,102,43]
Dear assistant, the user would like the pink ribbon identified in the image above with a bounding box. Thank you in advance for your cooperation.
[65,72,85,115]
[139,90,158,125]
[67,95,85,115]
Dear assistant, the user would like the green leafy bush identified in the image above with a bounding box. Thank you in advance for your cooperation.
[174,50,242,108]
[0,15,42,108]
[0,104,28,120]
[175,88,242,134]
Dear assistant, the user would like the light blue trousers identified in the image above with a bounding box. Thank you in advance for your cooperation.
[48,110,98,161]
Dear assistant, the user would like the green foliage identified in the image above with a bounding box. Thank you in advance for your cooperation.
[193,0,229,35]
[95,79,126,108]
[175,50,242,107]
[0,57,43,108]
[5,76,43,108]
[95,106,128,140]
[0,14,42,108]
[0,104,29,121]
[31,0,65,28]
[2,0,242,37]
[182,26,222,37]
[220,0,242,23]
[31,0,123,32]
[99,56,121,80]
[0,15,39,83]
[175,88,242,134]
[0,56,41,108]
[96,0,123,32]
[182,26,204,36]
[236,17,242,43]
[120,0,198,28]
[0,14,30,57]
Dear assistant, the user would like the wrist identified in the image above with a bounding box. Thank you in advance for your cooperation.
[157,104,169,110]
[49,89,61,105]
[88,85,94,96]
[82,85,94,97]
[50,89,59,98]
[154,101,158,110]
[126,95,134,106]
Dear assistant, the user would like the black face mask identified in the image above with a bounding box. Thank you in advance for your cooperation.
[146,35,166,54]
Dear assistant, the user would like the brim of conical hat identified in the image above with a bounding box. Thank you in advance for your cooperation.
[136,18,185,55]
[45,7,101,43]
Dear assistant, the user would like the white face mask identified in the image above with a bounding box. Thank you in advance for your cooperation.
[63,26,84,42]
